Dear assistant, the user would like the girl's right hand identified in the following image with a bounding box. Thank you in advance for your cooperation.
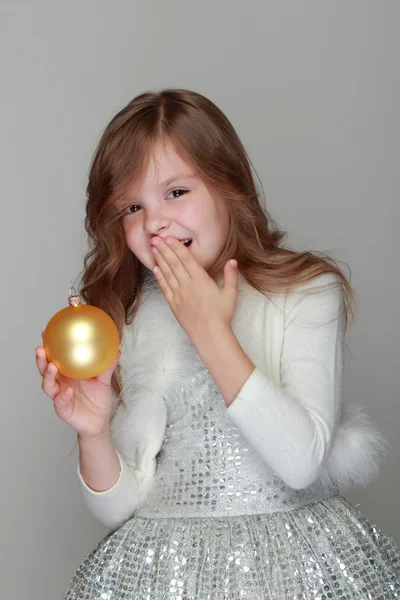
[35,332,121,440]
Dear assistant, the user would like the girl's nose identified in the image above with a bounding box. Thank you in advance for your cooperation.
[144,212,171,236]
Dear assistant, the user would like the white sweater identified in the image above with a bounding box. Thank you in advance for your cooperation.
[76,271,386,529]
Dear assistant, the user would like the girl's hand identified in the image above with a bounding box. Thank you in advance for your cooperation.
[35,332,121,440]
[150,236,238,344]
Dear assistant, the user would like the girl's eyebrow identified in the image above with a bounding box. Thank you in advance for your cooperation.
[160,172,197,188]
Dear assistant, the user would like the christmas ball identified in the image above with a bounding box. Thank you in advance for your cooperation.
[43,288,120,379]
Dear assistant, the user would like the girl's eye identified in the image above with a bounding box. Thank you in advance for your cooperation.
[166,188,188,200]
[125,189,188,215]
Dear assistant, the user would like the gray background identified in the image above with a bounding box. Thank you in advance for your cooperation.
[1,1,399,598]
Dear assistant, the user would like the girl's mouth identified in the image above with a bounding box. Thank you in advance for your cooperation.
[151,238,193,250]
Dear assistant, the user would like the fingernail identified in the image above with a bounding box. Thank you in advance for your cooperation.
[230,260,237,267]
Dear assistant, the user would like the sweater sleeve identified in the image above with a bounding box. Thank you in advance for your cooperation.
[76,449,150,530]
[226,273,345,490]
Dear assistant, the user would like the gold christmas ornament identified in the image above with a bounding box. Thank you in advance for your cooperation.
[43,288,120,379]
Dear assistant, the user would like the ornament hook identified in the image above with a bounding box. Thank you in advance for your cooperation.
[68,287,82,307]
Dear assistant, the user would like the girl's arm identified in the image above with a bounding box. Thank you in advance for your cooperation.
[198,273,344,490]
[77,429,145,530]
[78,428,120,491]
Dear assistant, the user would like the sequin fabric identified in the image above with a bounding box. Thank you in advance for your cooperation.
[135,362,338,519]
[63,361,400,598]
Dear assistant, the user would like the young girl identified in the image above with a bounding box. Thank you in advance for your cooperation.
[36,88,400,598]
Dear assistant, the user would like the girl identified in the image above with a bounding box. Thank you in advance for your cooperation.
[36,89,400,599]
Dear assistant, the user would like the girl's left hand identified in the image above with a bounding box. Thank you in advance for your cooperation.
[150,236,238,344]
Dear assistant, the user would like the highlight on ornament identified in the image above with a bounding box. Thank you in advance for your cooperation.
[43,288,120,379]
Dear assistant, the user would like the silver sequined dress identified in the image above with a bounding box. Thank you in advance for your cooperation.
[63,357,400,599]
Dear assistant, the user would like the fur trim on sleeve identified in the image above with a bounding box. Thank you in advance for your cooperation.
[318,403,388,493]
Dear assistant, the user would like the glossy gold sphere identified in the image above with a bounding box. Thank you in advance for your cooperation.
[43,304,120,379]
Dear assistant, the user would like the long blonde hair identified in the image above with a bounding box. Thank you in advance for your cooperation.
[77,88,356,415]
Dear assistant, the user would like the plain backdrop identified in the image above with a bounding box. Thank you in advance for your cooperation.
[1,1,399,598]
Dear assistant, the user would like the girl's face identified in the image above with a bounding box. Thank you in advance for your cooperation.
[121,142,230,274]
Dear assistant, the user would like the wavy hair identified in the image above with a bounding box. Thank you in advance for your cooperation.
[77,88,356,420]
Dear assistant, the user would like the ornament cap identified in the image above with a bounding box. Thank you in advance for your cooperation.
[68,287,83,307]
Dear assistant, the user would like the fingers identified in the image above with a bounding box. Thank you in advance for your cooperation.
[35,332,47,377]
[35,347,46,377]
[36,330,61,400]
[41,361,61,400]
